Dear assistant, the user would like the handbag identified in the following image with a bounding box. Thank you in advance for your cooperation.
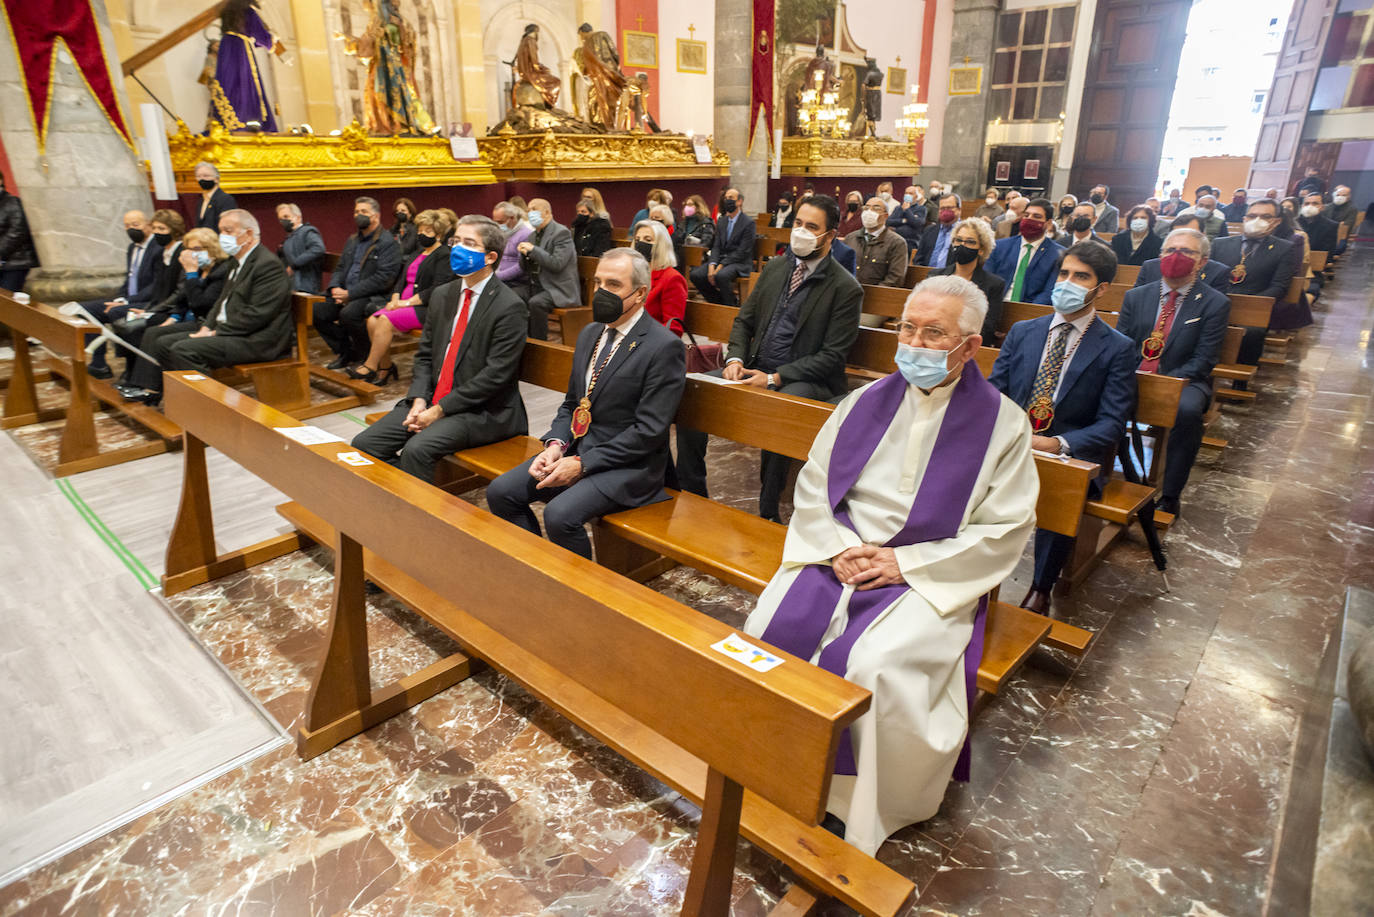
[683,325,724,374]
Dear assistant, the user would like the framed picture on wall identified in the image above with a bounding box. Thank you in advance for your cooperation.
[623,31,658,68]
[949,66,982,96]
[995,160,1011,182]
[886,66,907,94]
[1023,159,1040,180]
[677,39,707,74]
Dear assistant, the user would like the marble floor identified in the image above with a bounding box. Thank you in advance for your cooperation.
[1,248,1372,915]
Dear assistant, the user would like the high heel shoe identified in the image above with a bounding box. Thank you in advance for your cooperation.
[345,364,378,382]
[376,364,399,385]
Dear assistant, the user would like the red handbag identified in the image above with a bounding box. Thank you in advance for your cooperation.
[683,326,724,374]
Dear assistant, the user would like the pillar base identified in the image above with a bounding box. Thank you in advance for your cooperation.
[25,268,126,304]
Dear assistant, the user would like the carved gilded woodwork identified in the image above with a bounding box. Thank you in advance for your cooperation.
[779,137,919,177]
[477,131,730,182]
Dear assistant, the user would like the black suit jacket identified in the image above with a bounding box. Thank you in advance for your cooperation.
[119,240,164,304]
[727,253,862,397]
[195,188,237,230]
[407,276,529,436]
[393,246,455,325]
[933,263,1005,341]
[1133,257,1230,293]
[1118,281,1231,388]
[708,213,756,271]
[204,245,293,358]
[333,228,403,307]
[1210,234,1296,301]
[546,313,686,507]
[918,222,953,266]
[1110,229,1162,265]
[1298,215,1338,254]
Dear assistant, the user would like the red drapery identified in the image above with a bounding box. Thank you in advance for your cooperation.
[748,0,774,156]
[1,0,134,153]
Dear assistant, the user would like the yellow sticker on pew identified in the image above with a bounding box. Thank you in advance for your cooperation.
[711,633,784,673]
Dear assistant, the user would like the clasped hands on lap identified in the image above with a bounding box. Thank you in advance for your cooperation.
[721,361,771,388]
[402,398,444,433]
[529,442,583,490]
[832,545,902,590]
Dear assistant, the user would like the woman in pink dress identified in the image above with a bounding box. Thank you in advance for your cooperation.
[349,209,454,383]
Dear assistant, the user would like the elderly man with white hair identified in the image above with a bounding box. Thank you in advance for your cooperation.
[139,209,291,406]
[744,274,1039,855]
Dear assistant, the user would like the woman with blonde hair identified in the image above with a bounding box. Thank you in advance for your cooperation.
[580,186,611,224]
[632,219,686,334]
[930,217,1004,341]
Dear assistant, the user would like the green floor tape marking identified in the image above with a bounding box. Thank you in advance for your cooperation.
[56,478,159,590]
[339,412,369,427]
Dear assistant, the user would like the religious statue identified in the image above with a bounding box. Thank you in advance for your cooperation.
[615,72,661,133]
[576,22,628,129]
[512,24,561,109]
[802,43,840,96]
[342,0,437,136]
[203,0,283,132]
[856,57,883,139]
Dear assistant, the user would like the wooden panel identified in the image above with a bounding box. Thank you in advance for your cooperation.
[1249,0,1338,191]
[1068,0,1194,207]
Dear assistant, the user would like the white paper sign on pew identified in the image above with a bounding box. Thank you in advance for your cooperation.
[711,633,784,672]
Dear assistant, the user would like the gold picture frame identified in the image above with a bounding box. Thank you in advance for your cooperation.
[886,66,907,94]
[623,30,658,69]
[949,66,983,96]
[676,38,707,74]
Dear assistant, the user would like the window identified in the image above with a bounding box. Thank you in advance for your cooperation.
[1251,92,1266,113]
[989,5,1077,122]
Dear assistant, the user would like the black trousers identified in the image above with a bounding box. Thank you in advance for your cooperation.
[689,263,750,306]
[126,319,197,389]
[79,299,131,368]
[351,399,495,482]
[1161,383,1209,502]
[675,371,830,519]
[485,457,629,559]
[314,297,379,362]
[526,289,554,340]
[1032,476,1104,591]
[0,268,30,292]
[146,328,280,390]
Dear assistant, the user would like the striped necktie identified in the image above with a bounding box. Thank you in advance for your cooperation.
[787,259,808,299]
[1031,323,1072,405]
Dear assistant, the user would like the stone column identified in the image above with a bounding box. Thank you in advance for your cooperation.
[714,0,768,215]
[936,0,999,200]
[0,1,152,301]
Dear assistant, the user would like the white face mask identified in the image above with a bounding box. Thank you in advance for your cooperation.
[1300,204,1320,218]
[1333,194,1349,205]
[1243,217,1271,237]
[790,226,819,258]
[879,190,892,202]
[1194,206,1211,219]
[860,209,882,231]
[1130,218,1149,233]
[986,196,997,204]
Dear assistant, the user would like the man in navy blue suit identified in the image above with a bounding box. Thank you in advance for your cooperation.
[989,242,1136,615]
[984,197,1063,304]
[81,209,163,378]
[1132,213,1230,292]
[690,187,756,306]
[918,192,962,268]
[1117,228,1231,517]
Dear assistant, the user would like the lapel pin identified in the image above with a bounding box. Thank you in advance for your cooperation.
[629,341,638,351]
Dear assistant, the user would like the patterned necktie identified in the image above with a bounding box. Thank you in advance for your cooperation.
[587,328,619,393]
[787,259,808,299]
[431,287,474,402]
[1139,290,1179,373]
[1030,323,1073,407]
[1010,241,1034,301]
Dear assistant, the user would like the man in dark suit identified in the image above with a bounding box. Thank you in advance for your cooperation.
[690,187,756,306]
[140,210,292,403]
[486,248,686,559]
[918,193,962,268]
[1211,198,1296,365]
[82,209,163,378]
[1133,213,1230,291]
[1294,167,1326,198]
[518,198,581,340]
[352,216,529,482]
[314,195,402,369]
[1063,202,1111,248]
[676,194,862,520]
[1117,228,1231,516]
[989,242,1137,615]
[886,185,927,253]
[192,162,237,231]
[985,197,1063,304]
[1089,184,1120,235]
[1298,192,1339,254]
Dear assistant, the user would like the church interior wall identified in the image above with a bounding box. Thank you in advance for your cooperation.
[836,0,926,141]
[655,0,714,137]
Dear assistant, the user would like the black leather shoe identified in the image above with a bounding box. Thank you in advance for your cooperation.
[116,385,152,402]
[326,355,350,371]
[87,364,113,379]
[820,813,846,838]
[1020,586,1052,617]
[1157,496,1180,517]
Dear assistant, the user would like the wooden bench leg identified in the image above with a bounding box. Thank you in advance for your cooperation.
[247,363,311,414]
[1057,514,1116,595]
[681,766,745,917]
[56,361,100,470]
[593,521,677,583]
[1,336,64,427]
[768,886,820,916]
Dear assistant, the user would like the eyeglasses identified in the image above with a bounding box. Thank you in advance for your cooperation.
[1161,247,1199,257]
[895,322,966,348]
[951,238,980,248]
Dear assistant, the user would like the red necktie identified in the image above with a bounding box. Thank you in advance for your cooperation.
[1139,289,1179,373]
[431,287,474,403]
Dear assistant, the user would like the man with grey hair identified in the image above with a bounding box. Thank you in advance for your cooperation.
[316,195,402,369]
[516,197,579,339]
[744,273,1038,855]
[492,201,533,297]
[486,247,685,558]
[351,214,529,482]
[138,209,291,405]
[275,202,326,294]
[193,161,236,230]
[1117,227,1231,517]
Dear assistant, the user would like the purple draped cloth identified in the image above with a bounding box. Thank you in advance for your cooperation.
[211,10,279,133]
[760,364,1001,782]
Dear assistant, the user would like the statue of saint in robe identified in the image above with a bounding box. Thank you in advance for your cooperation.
[351,0,437,135]
[802,44,840,96]
[576,22,628,129]
[857,57,884,139]
[512,24,562,109]
[203,0,282,132]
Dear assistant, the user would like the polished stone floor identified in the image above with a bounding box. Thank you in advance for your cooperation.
[1,248,1372,915]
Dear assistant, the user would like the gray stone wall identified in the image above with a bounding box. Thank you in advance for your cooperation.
[935,0,1000,199]
[714,0,770,215]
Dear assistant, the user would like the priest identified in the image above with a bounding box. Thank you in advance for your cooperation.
[744,275,1039,855]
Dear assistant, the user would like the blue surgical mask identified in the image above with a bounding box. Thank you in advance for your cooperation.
[218,232,240,256]
[1050,280,1093,314]
[527,210,544,228]
[450,243,487,276]
[194,250,211,268]
[895,340,963,389]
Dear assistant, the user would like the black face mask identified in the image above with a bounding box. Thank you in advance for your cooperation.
[1060,204,1074,216]
[416,233,437,248]
[951,244,979,265]
[778,201,790,210]
[198,178,216,191]
[633,240,654,261]
[394,211,408,222]
[1090,193,1105,205]
[572,213,589,227]
[279,218,294,232]
[846,200,859,213]
[720,198,738,214]
[153,231,172,246]
[355,214,373,231]
[592,286,629,324]
[126,227,146,243]
[1070,216,1092,233]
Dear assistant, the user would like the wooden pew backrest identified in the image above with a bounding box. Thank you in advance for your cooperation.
[902,264,930,287]
[1227,294,1274,328]
[1135,371,1185,428]
[859,284,911,318]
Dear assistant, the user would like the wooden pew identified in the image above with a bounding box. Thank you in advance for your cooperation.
[160,372,915,917]
[1309,250,1329,273]
[610,226,629,243]
[1115,264,1141,285]
[293,252,384,417]
[901,264,930,287]
[0,293,180,475]
[444,341,1099,663]
[1212,294,1274,403]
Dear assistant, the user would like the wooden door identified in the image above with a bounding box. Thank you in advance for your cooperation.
[1249,0,1339,194]
[1067,0,1193,208]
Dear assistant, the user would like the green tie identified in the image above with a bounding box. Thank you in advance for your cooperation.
[1011,241,1034,302]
